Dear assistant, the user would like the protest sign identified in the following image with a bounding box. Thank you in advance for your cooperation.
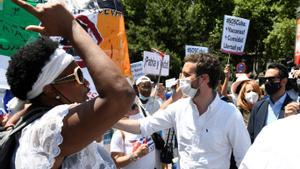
[165,78,176,88]
[185,45,208,57]
[130,61,144,81]
[221,15,250,55]
[0,0,39,57]
[143,51,169,76]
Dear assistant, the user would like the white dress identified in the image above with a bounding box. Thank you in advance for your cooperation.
[12,105,116,169]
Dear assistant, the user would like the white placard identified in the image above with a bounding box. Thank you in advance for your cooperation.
[143,51,169,76]
[221,15,250,55]
[0,56,10,90]
[165,78,176,88]
[130,61,144,81]
[185,45,208,57]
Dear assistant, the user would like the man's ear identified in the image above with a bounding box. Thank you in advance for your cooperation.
[281,77,288,87]
[200,74,210,84]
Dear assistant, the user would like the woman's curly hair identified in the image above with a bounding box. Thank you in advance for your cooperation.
[6,37,58,100]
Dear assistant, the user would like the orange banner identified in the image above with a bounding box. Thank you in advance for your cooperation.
[97,9,131,76]
[295,19,300,65]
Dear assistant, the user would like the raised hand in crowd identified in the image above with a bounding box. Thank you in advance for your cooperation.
[284,102,300,117]
[7,0,135,168]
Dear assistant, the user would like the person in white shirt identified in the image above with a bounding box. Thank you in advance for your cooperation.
[239,106,300,169]
[135,76,161,115]
[110,102,156,169]
[114,53,251,169]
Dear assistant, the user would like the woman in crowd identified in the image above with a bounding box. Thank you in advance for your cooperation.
[110,102,155,169]
[237,80,263,126]
[5,0,135,168]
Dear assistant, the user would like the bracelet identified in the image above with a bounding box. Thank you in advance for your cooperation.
[129,153,138,161]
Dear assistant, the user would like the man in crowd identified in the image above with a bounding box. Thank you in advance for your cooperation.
[247,63,294,143]
[135,76,161,115]
[114,53,251,169]
[239,104,300,169]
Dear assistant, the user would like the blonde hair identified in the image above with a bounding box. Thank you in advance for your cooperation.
[237,80,262,113]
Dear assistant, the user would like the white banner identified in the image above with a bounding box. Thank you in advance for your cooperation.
[185,45,208,57]
[143,51,169,76]
[221,15,250,55]
[0,55,10,89]
[165,78,176,88]
[130,61,144,81]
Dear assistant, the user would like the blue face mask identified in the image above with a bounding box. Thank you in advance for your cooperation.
[139,93,150,101]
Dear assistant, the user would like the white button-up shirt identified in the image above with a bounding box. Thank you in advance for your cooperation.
[139,95,251,169]
[239,114,300,169]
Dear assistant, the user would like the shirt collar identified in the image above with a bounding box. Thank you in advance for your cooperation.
[190,92,220,115]
[267,92,287,106]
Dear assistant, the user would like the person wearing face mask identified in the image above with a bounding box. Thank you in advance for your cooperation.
[135,76,161,115]
[114,53,251,169]
[247,63,294,143]
[236,80,262,126]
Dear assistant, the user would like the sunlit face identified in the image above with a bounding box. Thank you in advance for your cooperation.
[51,62,90,103]
[245,84,255,93]
[137,81,152,97]
[181,62,197,80]
[264,68,281,83]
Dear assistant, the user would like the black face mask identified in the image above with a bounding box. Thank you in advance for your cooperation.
[265,81,281,96]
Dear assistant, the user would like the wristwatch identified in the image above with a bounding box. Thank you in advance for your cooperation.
[129,153,138,161]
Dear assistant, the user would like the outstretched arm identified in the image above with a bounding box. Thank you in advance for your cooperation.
[12,0,135,167]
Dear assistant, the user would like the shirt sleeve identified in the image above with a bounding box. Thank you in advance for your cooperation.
[14,105,70,169]
[139,103,176,137]
[227,106,251,167]
[110,130,125,153]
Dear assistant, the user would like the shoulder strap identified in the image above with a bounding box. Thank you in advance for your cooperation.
[10,107,50,136]
[140,105,148,117]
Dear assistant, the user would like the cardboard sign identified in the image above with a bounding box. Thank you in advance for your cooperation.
[0,0,39,56]
[185,45,208,57]
[130,61,144,81]
[143,51,169,76]
[295,18,300,65]
[221,15,250,55]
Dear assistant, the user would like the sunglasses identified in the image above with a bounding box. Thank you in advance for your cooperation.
[52,67,84,85]
[261,76,281,83]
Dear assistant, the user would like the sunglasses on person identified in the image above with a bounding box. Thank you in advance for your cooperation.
[261,76,281,83]
[52,67,84,85]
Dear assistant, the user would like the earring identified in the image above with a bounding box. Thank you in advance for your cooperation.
[55,95,61,100]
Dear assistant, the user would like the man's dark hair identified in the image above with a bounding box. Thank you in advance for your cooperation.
[267,63,288,79]
[6,37,58,100]
[184,53,221,89]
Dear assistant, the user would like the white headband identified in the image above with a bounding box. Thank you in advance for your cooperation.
[7,48,74,112]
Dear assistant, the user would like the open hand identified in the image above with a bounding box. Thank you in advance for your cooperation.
[12,0,75,37]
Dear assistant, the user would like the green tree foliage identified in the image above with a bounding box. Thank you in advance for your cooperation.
[121,0,234,78]
[232,0,298,66]
[121,0,298,78]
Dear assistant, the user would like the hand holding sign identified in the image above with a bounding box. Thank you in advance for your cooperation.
[12,0,75,37]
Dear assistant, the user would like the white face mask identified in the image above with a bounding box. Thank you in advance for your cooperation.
[245,91,259,104]
[179,78,198,98]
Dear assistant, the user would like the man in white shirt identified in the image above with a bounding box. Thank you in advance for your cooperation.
[115,53,251,169]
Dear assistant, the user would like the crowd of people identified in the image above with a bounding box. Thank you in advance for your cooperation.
[0,0,299,169]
